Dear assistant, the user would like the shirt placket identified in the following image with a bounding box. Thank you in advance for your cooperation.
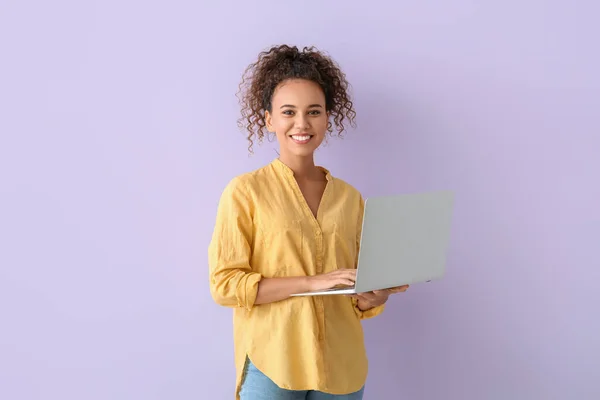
[314,226,325,341]
[281,163,329,343]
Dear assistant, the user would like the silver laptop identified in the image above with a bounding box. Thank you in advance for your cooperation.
[291,191,455,296]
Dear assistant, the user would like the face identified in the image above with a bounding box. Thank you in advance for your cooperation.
[265,79,329,158]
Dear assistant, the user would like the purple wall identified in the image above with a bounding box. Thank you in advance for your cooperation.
[1,1,598,399]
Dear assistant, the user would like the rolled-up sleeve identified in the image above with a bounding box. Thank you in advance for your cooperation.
[208,177,262,310]
[352,298,385,320]
[352,194,385,320]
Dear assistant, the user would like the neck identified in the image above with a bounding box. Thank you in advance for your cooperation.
[278,153,318,179]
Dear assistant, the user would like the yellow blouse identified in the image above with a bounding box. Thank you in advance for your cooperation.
[208,159,384,399]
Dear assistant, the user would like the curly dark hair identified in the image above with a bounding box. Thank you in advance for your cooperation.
[237,44,357,153]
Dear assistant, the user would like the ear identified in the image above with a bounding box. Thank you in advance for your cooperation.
[265,110,274,132]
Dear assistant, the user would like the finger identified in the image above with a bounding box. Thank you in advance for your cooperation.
[329,278,355,287]
[334,269,357,276]
[386,289,402,295]
[337,272,356,282]
[372,290,392,297]
[357,292,377,301]
[339,269,357,278]
[384,285,409,294]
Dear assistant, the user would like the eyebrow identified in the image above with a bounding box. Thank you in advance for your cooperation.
[279,104,323,109]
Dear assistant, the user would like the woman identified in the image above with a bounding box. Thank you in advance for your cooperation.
[208,44,408,400]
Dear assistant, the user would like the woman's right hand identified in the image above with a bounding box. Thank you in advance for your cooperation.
[306,269,356,292]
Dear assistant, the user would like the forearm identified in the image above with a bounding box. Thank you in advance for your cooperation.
[255,276,311,305]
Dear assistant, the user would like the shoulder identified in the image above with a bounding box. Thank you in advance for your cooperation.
[330,176,364,202]
[220,163,274,198]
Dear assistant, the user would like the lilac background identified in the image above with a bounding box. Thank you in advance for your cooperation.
[1,1,599,399]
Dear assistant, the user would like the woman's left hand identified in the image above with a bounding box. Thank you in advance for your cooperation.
[351,285,409,310]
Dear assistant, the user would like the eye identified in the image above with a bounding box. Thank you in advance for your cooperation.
[308,110,321,115]
[282,110,294,116]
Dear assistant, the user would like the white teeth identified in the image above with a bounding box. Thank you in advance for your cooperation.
[291,135,311,141]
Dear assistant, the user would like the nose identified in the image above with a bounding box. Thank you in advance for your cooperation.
[294,114,310,130]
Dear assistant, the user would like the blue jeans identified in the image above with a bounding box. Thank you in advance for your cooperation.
[239,358,365,400]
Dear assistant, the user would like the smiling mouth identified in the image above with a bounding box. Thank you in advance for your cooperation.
[289,134,313,144]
